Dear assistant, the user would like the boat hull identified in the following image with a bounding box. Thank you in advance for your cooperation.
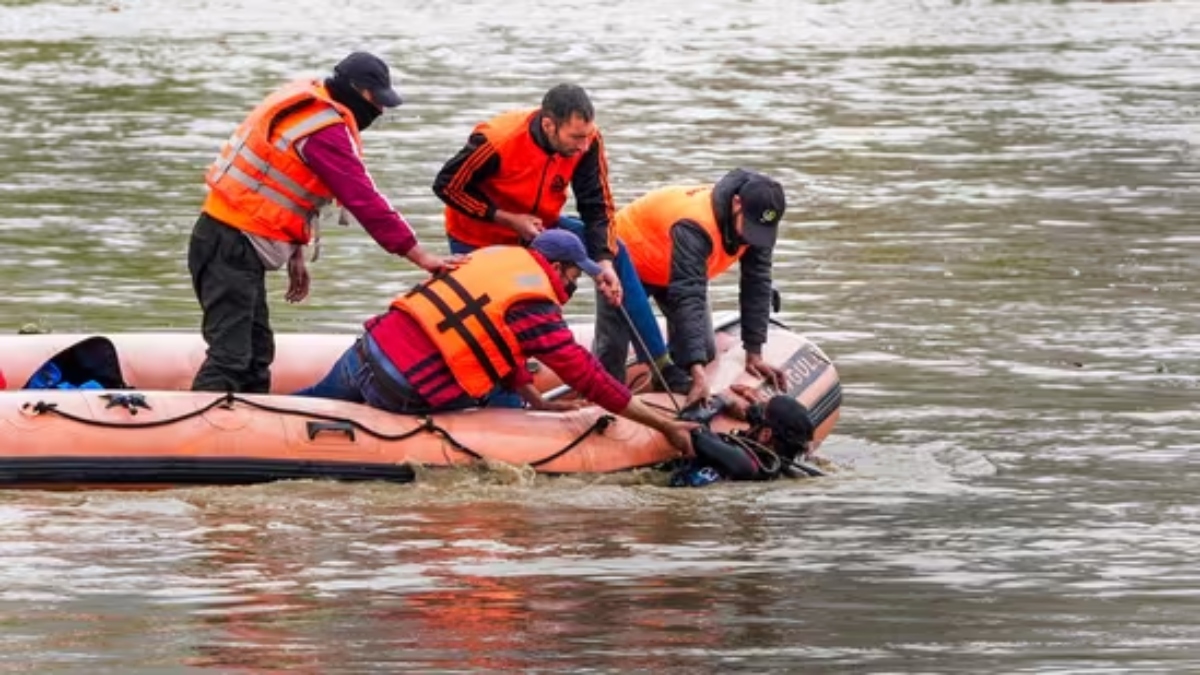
[0,317,841,488]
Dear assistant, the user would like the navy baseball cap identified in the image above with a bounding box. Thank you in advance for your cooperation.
[529,230,603,277]
[333,52,403,108]
[737,172,786,248]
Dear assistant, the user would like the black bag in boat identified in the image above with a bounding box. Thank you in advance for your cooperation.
[23,336,129,390]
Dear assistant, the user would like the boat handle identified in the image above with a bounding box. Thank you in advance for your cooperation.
[306,420,356,442]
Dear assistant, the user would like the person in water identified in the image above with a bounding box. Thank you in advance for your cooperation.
[296,230,697,457]
[670,384,821,487]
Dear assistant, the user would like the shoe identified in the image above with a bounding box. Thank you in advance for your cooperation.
[655,363,693,395]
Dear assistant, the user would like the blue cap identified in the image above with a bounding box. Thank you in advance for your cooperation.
[529,230,603,277]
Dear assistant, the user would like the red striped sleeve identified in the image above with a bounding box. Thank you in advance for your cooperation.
[507,301,632,413]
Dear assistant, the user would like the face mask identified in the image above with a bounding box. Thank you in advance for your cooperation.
[325,76,383,131]
[564,280,578,300]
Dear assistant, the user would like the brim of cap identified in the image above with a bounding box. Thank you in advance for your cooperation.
[578,259,604,278]
[742,220,778,248]
[373,87,403,108]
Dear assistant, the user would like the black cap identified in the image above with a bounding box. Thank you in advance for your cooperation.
[737,172,786,249]
[333,52,403,108]
[765,396,814,447]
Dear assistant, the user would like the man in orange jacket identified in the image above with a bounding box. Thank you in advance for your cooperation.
[597,169,791,404]
[431,83,693,395]
[297,230,697,456]
[189,52,458,394]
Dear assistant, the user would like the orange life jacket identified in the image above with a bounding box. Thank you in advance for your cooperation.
[615,185,746,287]
[390,246,559,397]
[202,79,362,244]
[445,109,587,249]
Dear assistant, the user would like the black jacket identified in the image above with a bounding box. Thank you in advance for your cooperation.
[644,170,774,368]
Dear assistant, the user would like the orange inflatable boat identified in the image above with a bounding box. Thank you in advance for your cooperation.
[0,315,841,489]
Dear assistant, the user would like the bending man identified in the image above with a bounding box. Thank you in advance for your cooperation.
[596,168,791,404]
[296,230,696,456]
[190,52,456,394]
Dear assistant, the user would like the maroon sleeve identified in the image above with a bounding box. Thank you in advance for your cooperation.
[299,125,417,256]
[506,301,632,413]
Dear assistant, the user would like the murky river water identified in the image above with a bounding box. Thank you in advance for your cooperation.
[1,0,1198,671]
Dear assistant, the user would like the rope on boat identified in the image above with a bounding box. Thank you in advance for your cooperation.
[21,393,616,468]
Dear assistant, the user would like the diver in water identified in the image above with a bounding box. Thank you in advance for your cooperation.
[670,384,824,487]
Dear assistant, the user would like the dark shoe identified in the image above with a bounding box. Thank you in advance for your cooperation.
[654,363,693,394]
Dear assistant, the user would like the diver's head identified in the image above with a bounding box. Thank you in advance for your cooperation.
[747,395,815,460]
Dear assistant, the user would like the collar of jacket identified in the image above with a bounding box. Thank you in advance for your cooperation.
[527,112,556,156]
[710,169,752,256]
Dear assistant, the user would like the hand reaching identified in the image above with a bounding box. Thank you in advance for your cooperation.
[408,246,468,274]
[496,210,544,242]
[511,215,545,242]
[663,420,700,457]
[745,353,787,392]
[594,263,623,305]
[530,399,587,412]
[684,369,711,408]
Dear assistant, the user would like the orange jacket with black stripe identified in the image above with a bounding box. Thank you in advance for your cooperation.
[432,109,618,262]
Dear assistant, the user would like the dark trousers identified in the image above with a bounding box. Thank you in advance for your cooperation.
[593,285,716,381]
[188,213,274,393]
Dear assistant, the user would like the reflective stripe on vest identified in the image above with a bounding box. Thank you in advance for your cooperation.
[615,185,746,287]
[203,80,359,243]
[391,247,559,397]
[273,108,344,150]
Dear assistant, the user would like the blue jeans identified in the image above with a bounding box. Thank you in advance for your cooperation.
[447,215,668,365]
[295,336,524,411]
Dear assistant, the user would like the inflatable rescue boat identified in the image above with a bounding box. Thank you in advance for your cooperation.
[0,315,841,489]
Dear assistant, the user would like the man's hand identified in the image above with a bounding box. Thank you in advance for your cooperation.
[531,399,587,412]
[595,260,623,305]
[496,210,544,242]
[662,420,700,457]
[516,383,585,412]
[407,246,468,274]
[285,249,310,303]
[684,364,710,408]
[746,352,787,391]
[722,383,759,421]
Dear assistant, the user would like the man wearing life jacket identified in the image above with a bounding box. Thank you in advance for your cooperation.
[597,169,791,405]
[296,230,696,456]
[189,52,458,394]
[431,83,693,395]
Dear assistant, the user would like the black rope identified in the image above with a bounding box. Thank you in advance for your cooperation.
[529,414,614,468]
[722,431,827,478]
[23,394,234,430]
[21,393,615,467]
[721,432,783,478]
